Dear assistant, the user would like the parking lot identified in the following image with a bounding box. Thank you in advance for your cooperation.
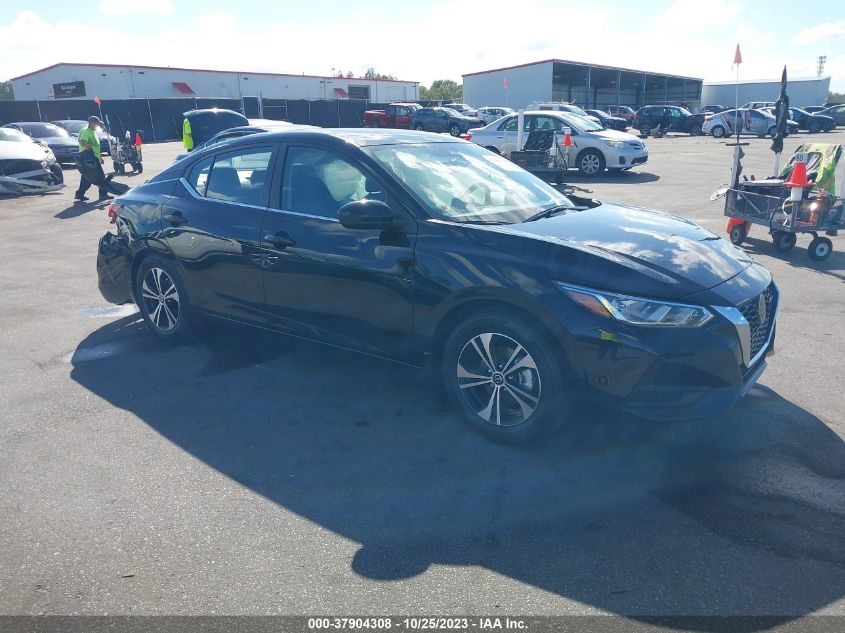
[1,131,844,624]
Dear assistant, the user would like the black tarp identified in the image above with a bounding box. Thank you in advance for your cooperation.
[0,97,420,140]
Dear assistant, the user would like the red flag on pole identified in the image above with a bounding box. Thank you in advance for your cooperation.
[94,96,101,105]
[503,77,509,90]
[732,44,742,69]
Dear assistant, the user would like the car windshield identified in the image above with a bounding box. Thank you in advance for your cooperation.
[58,121,86,134]
[365,142,574,224]
[441,108,460,116]
[19,123,69,138]
[560,113,603,132]
[0,128,33,143]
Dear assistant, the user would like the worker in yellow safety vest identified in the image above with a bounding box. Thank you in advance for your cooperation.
[182,116,193,151]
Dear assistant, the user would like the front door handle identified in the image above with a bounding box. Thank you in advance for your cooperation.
[264,233,296,249]
[163,212,187,226]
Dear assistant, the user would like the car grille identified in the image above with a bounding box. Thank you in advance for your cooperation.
[0,158,43,176]
[738,282,777,364]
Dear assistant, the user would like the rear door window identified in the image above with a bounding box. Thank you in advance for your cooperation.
[205,147,274,206]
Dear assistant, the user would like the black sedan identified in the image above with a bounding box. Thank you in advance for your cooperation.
[818,104,845,127]
[778,108,835,133]
[97,129,777,443]
[585,109,628,131]
[1,122,79,164]
[410,107,482,136]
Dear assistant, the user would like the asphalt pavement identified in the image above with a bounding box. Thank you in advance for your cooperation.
[0,131,843,627]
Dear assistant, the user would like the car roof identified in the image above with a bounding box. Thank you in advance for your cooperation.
[196,128,462,150]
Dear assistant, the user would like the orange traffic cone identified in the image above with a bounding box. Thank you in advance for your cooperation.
[563,131,572,147]
[784,160,813,189]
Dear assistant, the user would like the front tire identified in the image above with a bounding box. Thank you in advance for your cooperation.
[414,124,424,131]
[808,236,833,261]
[577,149,605,176]
[441,310,571,444]
[808,121,821,134]
[135,256,192,340]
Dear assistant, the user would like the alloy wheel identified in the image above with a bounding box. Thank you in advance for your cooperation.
[140,267,180,332]
[581,154,601,175]
[456,332,542,427]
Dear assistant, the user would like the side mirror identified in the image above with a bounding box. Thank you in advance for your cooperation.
[338,199,397,230]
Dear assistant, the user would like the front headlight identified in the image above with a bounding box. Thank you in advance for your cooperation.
[555,281,713,327]
[605,140,626,148]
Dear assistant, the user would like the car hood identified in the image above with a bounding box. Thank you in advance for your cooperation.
[0,139,49,161]
[470,202,754,299]
[589,128,641,143]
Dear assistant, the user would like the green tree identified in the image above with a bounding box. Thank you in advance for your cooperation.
[827,91,844,105]
[419,79,462,102]
[364,68,397,81]
[0,80,13,100]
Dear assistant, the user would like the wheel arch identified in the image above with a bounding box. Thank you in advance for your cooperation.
[427,293,580,377]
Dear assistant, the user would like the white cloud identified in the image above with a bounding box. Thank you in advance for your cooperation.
[99,0,173,15]
[794,20,845,45]
[657,0,741,28]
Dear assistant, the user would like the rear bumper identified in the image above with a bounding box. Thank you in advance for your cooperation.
[97,232,133,305]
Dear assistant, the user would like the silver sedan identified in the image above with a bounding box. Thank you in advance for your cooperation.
[467,111,648,176]
[703,108,798,138]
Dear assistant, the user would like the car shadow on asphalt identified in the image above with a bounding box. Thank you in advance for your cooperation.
[741,236,845,283]
[559,171,660,186]
[69,315,845,630]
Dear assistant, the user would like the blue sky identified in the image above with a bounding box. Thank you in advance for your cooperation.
[2,0,844,91]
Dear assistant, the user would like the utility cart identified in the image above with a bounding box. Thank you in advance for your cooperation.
[715,143,844,261]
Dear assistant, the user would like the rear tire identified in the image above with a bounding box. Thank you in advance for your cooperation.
[729,223,747,245]
[772,231,796,252]
[134,256,192,341]
[449,124,461,137]
[711,125,726,138]
[638,122,651,136]
[414,124,424,131]
[441,309,572,444]
[689,123,702,136]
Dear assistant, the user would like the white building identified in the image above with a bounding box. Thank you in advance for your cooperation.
[701,76,831,108]
[463,59,703,111]
[10,63,419,103]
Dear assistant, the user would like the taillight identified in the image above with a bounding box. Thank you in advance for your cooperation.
[705,115,713,121]
[464,133,472,141]
[107,202,121,223]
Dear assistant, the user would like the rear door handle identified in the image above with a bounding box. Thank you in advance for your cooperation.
[163,212,187,226]
[264,233,296,249]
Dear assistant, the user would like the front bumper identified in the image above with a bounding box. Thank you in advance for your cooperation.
[604,146,648,168]
[556,282,778,421]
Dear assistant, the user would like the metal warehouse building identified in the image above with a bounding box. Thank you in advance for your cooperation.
[10,63,420,103]
[701,76,831,108]
[463,59,703,111]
